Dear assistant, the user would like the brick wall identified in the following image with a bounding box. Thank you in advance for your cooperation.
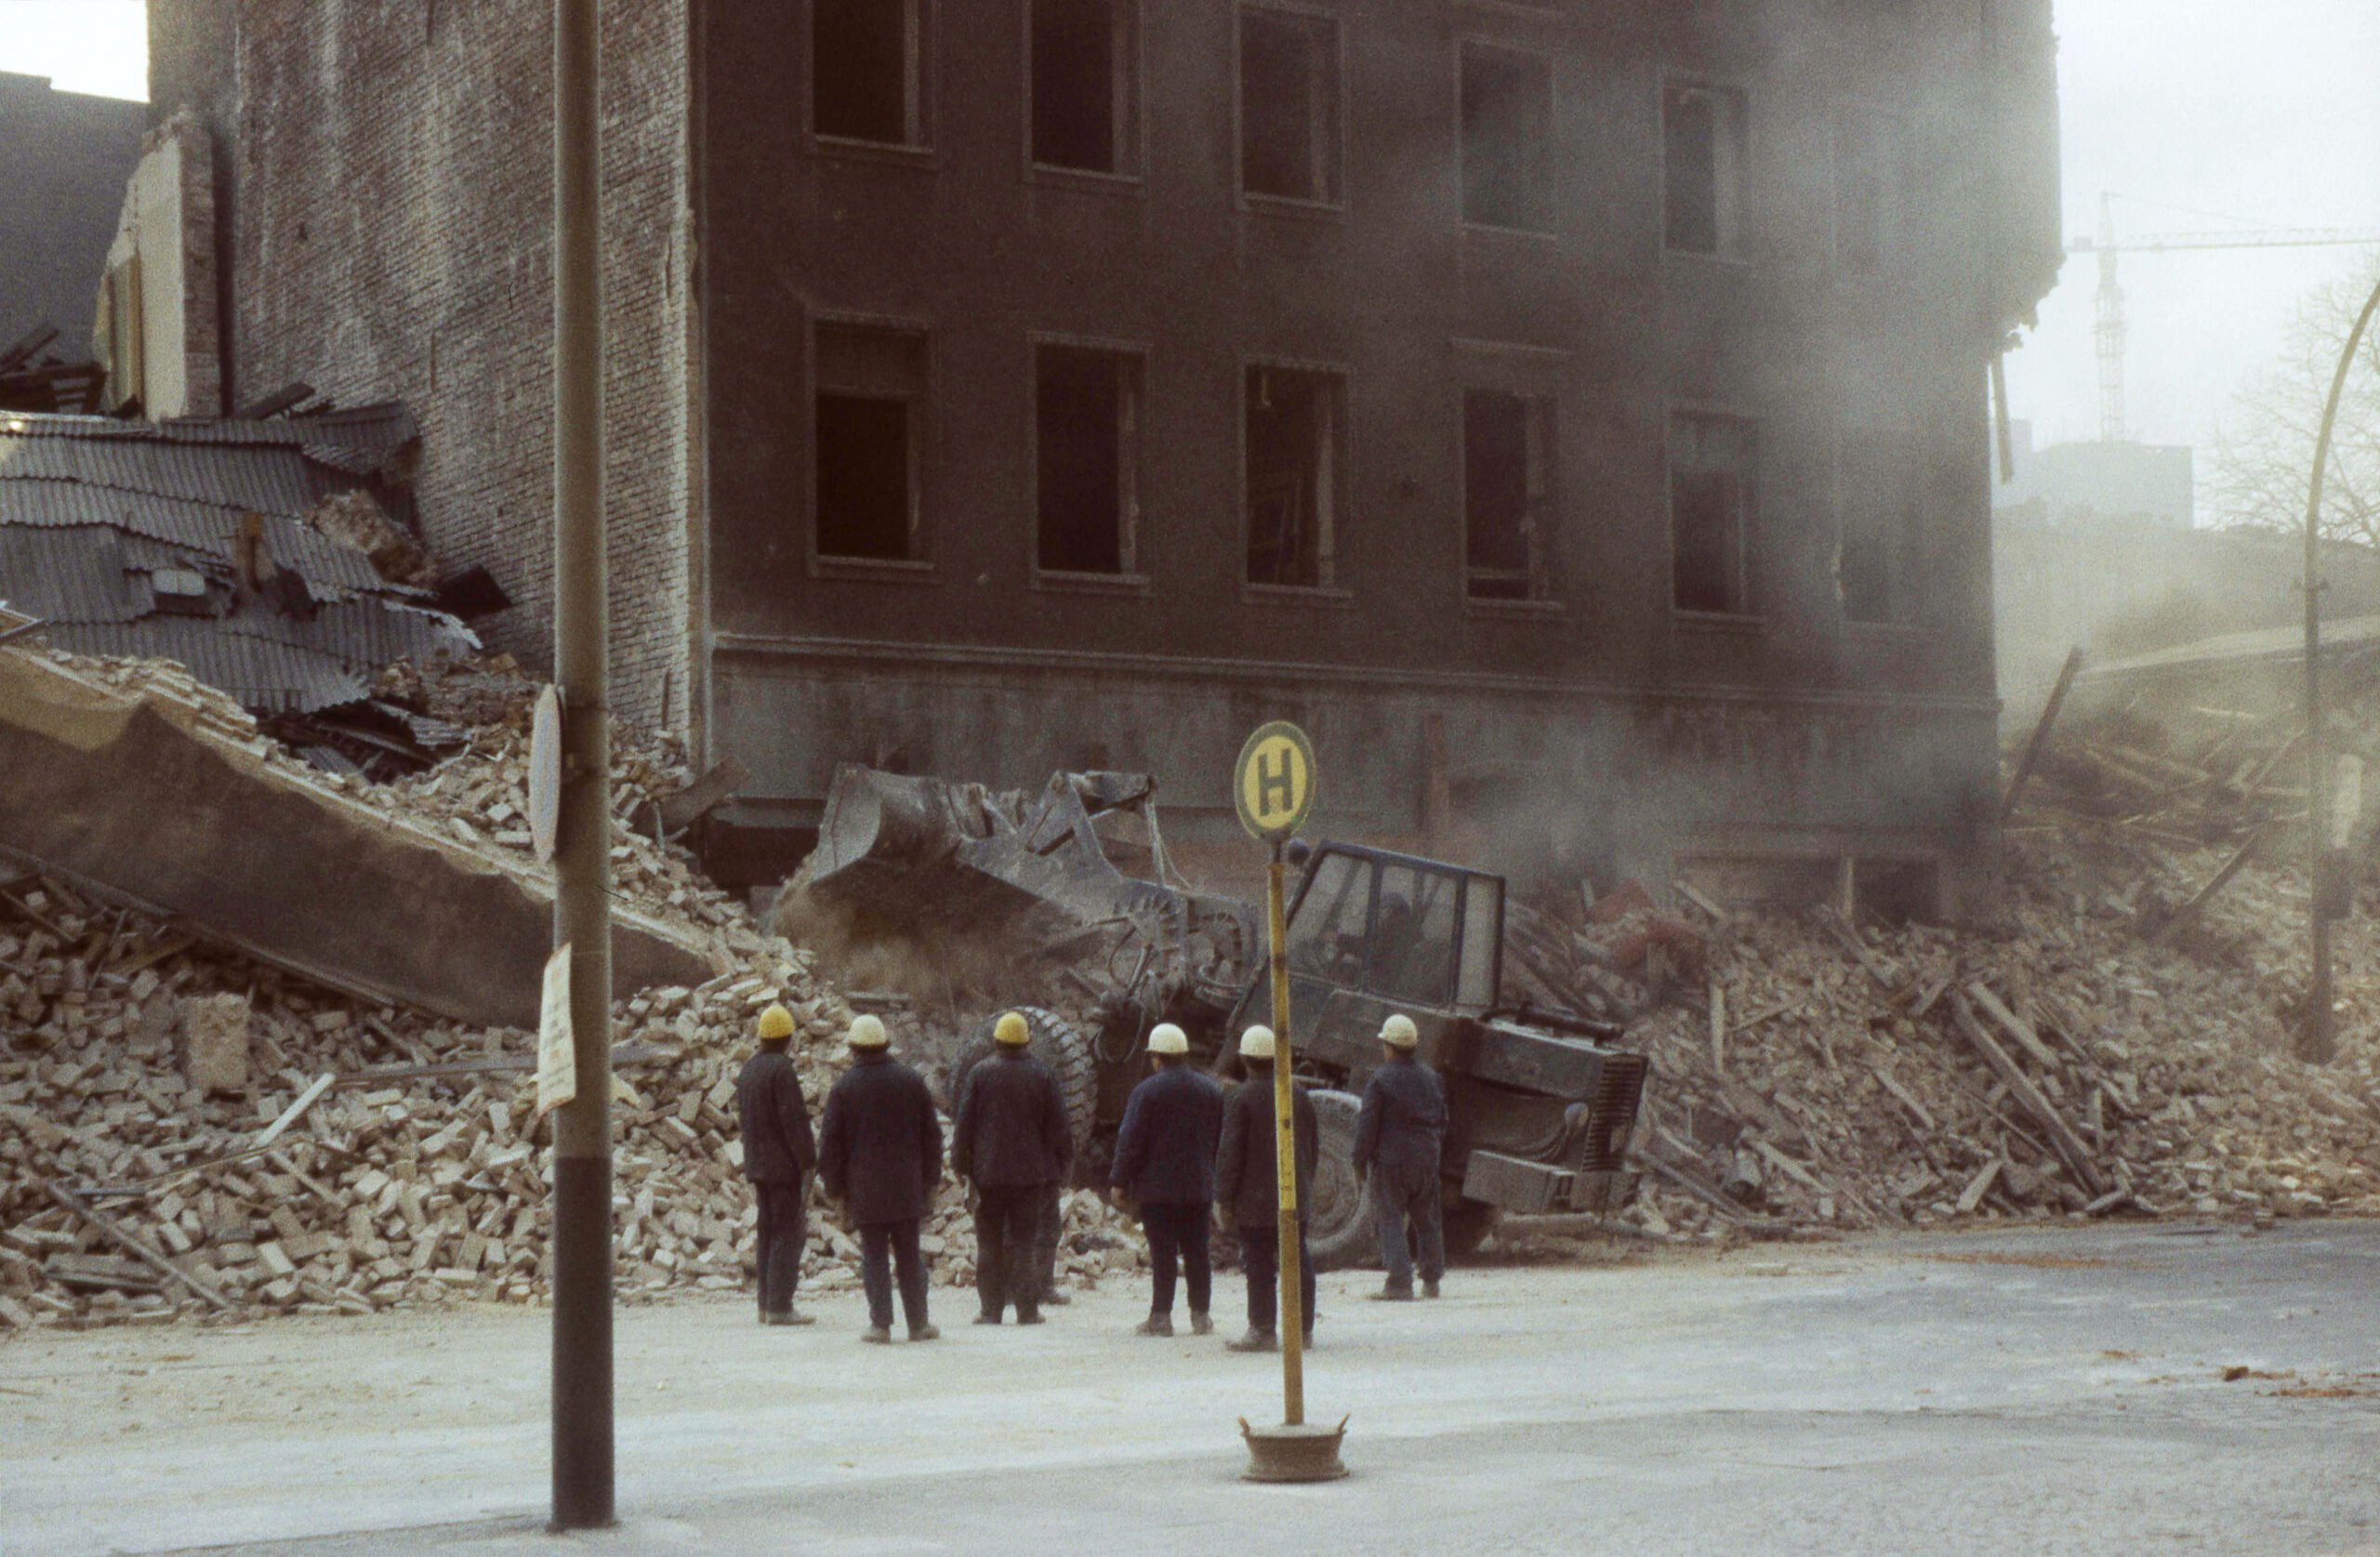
[192,1,694,729]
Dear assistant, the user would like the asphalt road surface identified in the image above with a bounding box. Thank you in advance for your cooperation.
[4,1221,2378,1556]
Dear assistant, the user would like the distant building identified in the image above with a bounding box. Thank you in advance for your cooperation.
[1992,419,2194,529]
[141,0,2065,912]
[0,73,147,350]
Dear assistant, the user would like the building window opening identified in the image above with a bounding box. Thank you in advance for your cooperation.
[814,0,923,147]
[1245,365,1342,589]
[1239,8,1342,204]
[1460,44,1552,232]
[1670,413,1756,615]
[815,324,926,561]
[1839,441,1911,625]
[1033,0,1137,174]
[1663,83,1746,257]
[1464,389,1555,601]
[1037,345,1141,574]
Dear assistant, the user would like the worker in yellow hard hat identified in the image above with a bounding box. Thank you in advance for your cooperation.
[951,1011,1071,1325]
[1108,1023,1224,1337]
[817,1014,944,1343]
[735,1003,817,1326]
[1355,1012,1448,1301]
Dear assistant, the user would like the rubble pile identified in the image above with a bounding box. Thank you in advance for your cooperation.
[1,653,1146,1331]
[1503,788,2380,1241]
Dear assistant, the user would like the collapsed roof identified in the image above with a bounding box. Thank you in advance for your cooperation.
[0,403,475,714]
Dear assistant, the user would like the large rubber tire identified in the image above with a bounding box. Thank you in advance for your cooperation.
[1305,1089,1378,1272]
[949,1007,1099,1163]
[1442,1199,1503,1262]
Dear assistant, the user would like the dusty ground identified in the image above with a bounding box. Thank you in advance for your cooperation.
[4,1222,2378,1556]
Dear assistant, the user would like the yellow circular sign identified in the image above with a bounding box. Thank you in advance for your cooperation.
[1234,721,1317,841]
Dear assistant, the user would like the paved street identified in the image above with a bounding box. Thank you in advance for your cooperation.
[4,1221,2378,1556]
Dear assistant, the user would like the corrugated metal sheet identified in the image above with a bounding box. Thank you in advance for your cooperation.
[46,618,377,713]
[0,480,390,590]
[0,404,473,715]
[0,527,154,623]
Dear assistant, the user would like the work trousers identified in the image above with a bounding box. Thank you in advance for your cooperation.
[1140,1201,1212,1318]
[972,1182,1049,1320]
[753,1179,808,1318]
[1237,1221,1316,1339]
[858,1219,931,1333]
[1373,1167,1445,1290]
[1031,1182,1064,1300]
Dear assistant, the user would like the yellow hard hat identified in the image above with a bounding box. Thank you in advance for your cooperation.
[1237,1025,1276,1061]
[757,1004,796,1042]
[1380,1013,1420,1049]
[994,1011,1031,1047]
[1147,1023,1189,1056]
[847,1014,890,1049]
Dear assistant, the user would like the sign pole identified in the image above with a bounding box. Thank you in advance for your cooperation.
[549,0,614,1529]
[1231,720,1343,1483]
[1268,837,1303,1428]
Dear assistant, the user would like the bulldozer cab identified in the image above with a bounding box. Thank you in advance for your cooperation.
[1230,842,1504,1075]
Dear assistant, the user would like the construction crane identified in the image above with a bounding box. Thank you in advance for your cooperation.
[2070,192,2380,443]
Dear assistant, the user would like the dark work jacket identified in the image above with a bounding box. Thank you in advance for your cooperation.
[1110,1064,1224,1206]
[817,1053,944,1225]
[734,1047,817,1184]
[951,1051,1071,1189]
[1354,1059,1448,1182]
[1215,1072,1318,1230]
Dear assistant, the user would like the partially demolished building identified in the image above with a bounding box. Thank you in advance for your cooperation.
[143,1,2064,906]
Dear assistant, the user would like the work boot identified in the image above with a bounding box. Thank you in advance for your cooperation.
[973,1311,1003,1326]
[861,1326,892,1345]
[909,1323,941,1342]
[762,1306,816,1327]
[1135,1313,1174,1338]
[1368,1283,1415,1302]
[1039,1287,1071,1307]
[1016,1307,1045,1326]
[1302,1329,1315,1349]
[1189,1312,1214,1337]
[1422,1279,1441,1300]
[1226,1327,1278,1353]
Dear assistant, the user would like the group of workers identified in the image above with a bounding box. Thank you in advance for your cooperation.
[734,1002,1450,1350]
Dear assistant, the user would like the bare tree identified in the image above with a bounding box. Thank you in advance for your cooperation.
[2207,256,2380,550]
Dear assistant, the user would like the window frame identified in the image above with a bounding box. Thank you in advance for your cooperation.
[1027,330,1153,596]
[807,0,936,165]
[1659,75,1752,263]
[1238,352,1356,603]
[1664,403,1763,626]
[808,311,938,581]
[1021,0,1146,191]
[1452,338,1567,618]
[1232,1,1350,217]
[1454,35,1558,239]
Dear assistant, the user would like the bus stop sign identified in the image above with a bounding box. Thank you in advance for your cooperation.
[1234,720,1317,842]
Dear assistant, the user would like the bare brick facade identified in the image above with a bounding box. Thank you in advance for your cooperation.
[152,0,696,729]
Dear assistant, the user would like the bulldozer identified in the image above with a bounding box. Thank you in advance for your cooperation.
[786,763,1649,1267]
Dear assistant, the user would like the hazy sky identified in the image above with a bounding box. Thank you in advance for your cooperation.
[2,0,2373,463]
[2004,1,2380,455]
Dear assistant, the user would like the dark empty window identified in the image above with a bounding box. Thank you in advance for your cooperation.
[1460,44,1552,232]
[1670,414,1756,614]
[814,0,923,146]
[1037,345,1142,574]
[1833,114,1885,271]
[1839,440,1912,624]
[1663,84,1746,256]
[1239,8,1342,204]
[1245,365,1342,588]
[815,324,925,561]
[1033,0,1137,174]
[1464,389,1555,600]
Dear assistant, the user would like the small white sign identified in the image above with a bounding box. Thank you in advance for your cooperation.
[529,685,563,864]
[536,943,576,1118]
